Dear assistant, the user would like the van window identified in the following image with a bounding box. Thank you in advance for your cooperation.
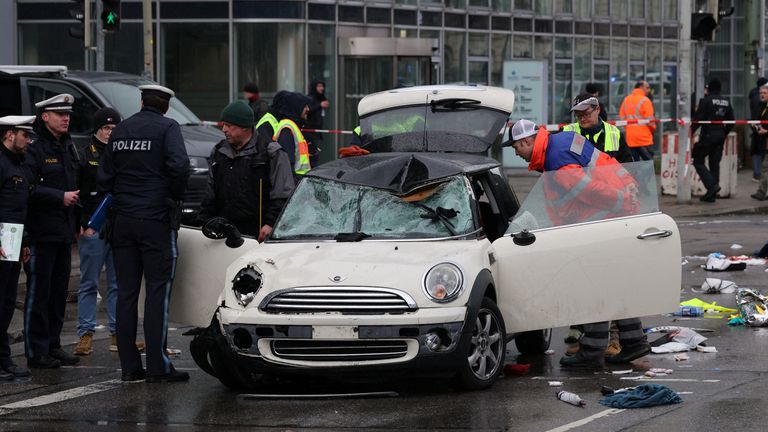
[26,79,100,136]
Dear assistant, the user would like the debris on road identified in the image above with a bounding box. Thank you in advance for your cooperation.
[680,298,737,314]
[736,288,768,326]
[693,278,737,294]
[504,363,531,376]
[674,353,689,361]
[599,384,682,408]
[556,390,586,407]
[696,346,717,353]
[703,253,747,272]
[548,381,563,386]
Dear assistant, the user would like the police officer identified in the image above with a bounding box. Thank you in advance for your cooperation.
[98,85,191,382]
[23,94,81,369]
[197,101,294,242]
[692,78,735,203]
[0,116,35,381]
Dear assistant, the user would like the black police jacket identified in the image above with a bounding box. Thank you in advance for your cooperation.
[693,92,735,142]
[198,132,292,236]
[24,124,79,243]
[98,107,190,221]
[76,135,106,229]
[0,143,31,225]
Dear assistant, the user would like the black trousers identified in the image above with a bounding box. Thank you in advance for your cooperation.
[0,260,22,367]
[693,136,725,191]
[23,242,71,360]
[112,215,177,376]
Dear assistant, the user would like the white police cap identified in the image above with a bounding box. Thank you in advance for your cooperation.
[138,84,175,99]
[35,94,74,112]
[0,115,36,131]
[510,119,538,142]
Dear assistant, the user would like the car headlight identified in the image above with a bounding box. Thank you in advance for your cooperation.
[232,266,262,307]
[189,156,208,175]
[423,263,464,303]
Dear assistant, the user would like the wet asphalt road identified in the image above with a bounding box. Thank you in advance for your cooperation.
[1,215,767,431]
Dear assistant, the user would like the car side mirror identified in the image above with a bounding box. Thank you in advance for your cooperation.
[512,229,536,246]
[202,217,245,248]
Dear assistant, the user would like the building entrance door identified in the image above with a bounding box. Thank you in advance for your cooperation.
[338,37,437,134]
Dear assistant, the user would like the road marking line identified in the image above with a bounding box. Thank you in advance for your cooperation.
[620,377,720,382]
[545,408,625,432]
[0,379,123,416]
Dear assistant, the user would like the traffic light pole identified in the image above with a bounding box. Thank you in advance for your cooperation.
[83,0,91,70]
[143,0,154,80]
[677,0,693,203]
[96,0,104,71]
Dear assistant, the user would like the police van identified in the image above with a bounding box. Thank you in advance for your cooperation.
[0,65,223,223]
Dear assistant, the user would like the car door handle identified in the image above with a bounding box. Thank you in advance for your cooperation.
[636,230,673,240]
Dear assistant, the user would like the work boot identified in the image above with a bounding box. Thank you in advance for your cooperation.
[700,185,721,202]
[50,347,80,366]
[559,352,604,369]
[604,339,621,357]
[27,355,61,369]
[606,342,651,364]
[74,332,94,356]
[751,192,766,201]
[111,335,146,352]
[145,366,190,383]
[0,370,13,382]
[3,364,31,378]
[565,342,580,356]
[121,368,146,382]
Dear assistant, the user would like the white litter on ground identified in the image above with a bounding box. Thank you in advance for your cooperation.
[730,244,743,250]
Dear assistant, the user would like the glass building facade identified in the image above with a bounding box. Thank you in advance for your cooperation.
[12,0,762,163]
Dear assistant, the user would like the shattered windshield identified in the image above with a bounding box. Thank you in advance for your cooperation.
[359,104,508,153]
[507,161,659,232]
[273,176,476,240]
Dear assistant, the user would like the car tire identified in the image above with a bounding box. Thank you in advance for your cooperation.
[453,297,506,391]
[514,329,552,355]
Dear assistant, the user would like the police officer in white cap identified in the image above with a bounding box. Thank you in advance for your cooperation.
[0,116,35,381]
[98,84,191,383]
[23,94,82,369]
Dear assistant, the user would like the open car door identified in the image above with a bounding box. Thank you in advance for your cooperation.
[489,162,681,333]
[169,226,259,327]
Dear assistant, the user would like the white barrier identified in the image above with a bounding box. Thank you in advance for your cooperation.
[660,132,738,197]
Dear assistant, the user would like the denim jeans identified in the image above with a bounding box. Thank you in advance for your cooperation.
[77,233,118,337]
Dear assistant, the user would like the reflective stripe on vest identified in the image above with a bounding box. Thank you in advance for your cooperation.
[273,119,311,175]
[563,122,621,152]
[353,126,361,136]
[623,96,652,120]
[256,113,278,135]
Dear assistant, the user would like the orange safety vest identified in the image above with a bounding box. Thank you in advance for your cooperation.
[619,88,656,148]
[530,128,639,225]
[273,119,311,175]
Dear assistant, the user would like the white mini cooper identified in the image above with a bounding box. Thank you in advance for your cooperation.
[172,85,681,390]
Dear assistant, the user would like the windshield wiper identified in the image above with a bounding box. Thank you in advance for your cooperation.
[334,232,371,242]
[430,98,481,112]
[415,204,459,236]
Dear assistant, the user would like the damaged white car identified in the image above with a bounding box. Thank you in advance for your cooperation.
[172,85,681,390]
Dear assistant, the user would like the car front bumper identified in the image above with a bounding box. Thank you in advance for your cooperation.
[191,307,472,377]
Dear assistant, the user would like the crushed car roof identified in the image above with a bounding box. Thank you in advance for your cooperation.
[307,152,500,194]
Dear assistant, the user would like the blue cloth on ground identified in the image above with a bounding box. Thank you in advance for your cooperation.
[599,384,682,408]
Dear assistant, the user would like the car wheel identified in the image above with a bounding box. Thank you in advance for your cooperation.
[514,329,552,355]
[453,297,506,391]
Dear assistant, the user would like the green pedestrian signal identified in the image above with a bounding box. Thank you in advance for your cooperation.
[101,0,120,32]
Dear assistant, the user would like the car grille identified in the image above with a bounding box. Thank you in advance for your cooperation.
[271,339,409,362]
[259,287,418,314]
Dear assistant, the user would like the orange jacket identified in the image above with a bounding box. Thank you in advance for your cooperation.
[529,128,640,225]
[619,88,655,147]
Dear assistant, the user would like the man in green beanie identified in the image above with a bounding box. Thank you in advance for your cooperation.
[197,101,294,242]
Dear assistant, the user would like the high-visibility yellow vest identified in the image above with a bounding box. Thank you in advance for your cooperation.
[256,113,278,136]
[273,119,311,175]
[562,121,621,152]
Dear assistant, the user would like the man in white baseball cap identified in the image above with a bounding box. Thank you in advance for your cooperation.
[506,119,539,162]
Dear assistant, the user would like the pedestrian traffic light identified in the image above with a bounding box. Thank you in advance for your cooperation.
[68,0,85,40]
[691,13,718,41]
[101,0,121,32]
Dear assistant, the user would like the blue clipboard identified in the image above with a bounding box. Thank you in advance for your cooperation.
[87,194,113,231]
